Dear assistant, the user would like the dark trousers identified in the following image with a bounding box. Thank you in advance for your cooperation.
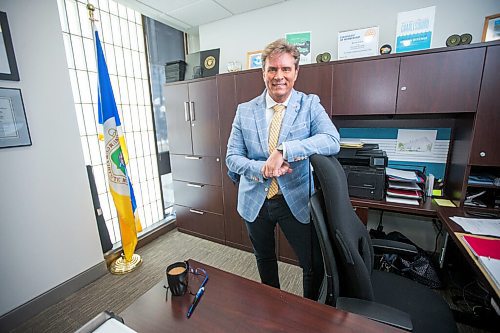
[244,196,324,300]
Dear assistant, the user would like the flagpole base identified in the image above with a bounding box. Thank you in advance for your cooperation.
[109,253,142,275]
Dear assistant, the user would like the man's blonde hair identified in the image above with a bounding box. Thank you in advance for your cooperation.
[261,38,300,70]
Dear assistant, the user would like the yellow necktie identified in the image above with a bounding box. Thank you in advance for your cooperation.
[267,104,285,199]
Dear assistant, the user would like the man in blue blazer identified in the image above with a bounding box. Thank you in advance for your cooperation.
[226,39,340,299]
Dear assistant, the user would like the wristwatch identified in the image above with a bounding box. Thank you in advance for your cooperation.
[277,144,284,154]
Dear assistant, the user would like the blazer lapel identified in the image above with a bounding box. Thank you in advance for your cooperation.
[253,91,270,155]
[279,89,300,144]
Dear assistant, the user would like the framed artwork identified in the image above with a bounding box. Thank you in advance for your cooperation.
[482,13,500,42]
[0,11,19,81]
[246,50,262,69]
[0,88,31,148]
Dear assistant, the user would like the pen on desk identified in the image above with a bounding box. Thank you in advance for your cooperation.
[187,286,205,318]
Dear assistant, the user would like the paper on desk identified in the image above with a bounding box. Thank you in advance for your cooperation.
[451,216,500,237]
[386,196,419,206]
[93,318,138,333]
[385,168,418,181]
[433,199,456,207]
[479,257,500,290]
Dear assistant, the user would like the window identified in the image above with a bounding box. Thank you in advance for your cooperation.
[57,0,163,243]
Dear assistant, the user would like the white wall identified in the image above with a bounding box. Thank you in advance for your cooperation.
[200,0,500,71]
[0,0,103,316]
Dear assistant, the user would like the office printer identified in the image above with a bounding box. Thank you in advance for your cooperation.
[337,144,387,201]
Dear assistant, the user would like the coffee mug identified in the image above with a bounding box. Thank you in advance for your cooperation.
[166,261,189,296]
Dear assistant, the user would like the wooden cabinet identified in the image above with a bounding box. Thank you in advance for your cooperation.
[469,45,500,166]
[332,58,400,115]
[165,78,220,156]
[397,48,485,114]
[165,78,225,244]
[217,73,254,251]
[295,63,333,115]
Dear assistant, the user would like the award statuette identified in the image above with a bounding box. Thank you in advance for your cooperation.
[446,34,461,47]
[380,44,392,55]
[460,33,472,45]
[200,48,220,77]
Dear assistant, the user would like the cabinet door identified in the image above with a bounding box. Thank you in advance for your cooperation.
[333,58,399,115]
[397,48,485,114]
[470,46,500,166]
[295,64,333,115]
[165,84,192,155]
[189,79,221,156]
[217,74,253,249]
[236,69,265,104]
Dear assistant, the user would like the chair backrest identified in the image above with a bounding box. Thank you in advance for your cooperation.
[310,191,339,306]
[310,154,375,301]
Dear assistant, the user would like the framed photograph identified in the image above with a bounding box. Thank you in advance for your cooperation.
[482,13,500,42]
[0,11,19,81]
[246,50,262,69]
[0,88,31,148]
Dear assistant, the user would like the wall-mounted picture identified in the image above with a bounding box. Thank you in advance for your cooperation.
[247,50,262,69]
[482,13,500,42]
[0,88,31,148]
[0,11,19,81]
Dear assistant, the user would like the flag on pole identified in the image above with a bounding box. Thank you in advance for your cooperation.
[94,29,142,262]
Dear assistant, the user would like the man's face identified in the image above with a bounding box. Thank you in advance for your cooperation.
[263,52,298,103]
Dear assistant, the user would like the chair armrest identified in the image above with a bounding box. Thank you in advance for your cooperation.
[372,239,418,256]
[336,297,413,331]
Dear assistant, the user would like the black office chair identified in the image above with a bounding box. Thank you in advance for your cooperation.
[309,154,457,332]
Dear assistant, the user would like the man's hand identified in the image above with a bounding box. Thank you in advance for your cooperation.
[261,149,293,179]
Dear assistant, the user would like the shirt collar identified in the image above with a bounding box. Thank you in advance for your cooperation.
[265,91,291,110]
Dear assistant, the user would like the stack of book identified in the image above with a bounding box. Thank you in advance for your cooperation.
[385,167,425,205]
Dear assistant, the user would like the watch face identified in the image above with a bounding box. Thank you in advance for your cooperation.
[204,56,216,70]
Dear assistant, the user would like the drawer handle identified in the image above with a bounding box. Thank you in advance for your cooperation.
[184,102,190,121]
[190,101,195,121]
[187,183,204,188]
[189,209,204,215]
[185,156,202,160]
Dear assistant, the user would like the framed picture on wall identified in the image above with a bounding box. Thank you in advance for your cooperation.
[0,11,20,81]
[482,13,500,42]
[247,50,262,69]
[0,88,31,148]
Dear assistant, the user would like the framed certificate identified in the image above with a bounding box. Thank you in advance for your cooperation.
[0,11,19,81]
[482,13,500,42]
[246,50,262,69]
[0,88,31,148]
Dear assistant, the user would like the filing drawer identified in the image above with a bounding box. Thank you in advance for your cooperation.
[175,205,225,242]
[170,154,222,186]
[173,180,223,214]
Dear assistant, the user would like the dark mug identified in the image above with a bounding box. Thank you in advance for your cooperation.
[166,261,189,296]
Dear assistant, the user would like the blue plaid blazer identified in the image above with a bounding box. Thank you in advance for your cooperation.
[226,89,340,223]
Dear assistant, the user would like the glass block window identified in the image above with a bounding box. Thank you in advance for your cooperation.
[57,0,164,244]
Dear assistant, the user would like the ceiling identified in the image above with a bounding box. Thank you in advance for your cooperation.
[118,0,289,32]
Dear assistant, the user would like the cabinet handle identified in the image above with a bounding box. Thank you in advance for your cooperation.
[480,151,486,157]
[184,102,190,121]
[189,208,204,215]
[187,183,204,188]
[185,156,202,160]
[190,101,195,121]
[400,86,407,91]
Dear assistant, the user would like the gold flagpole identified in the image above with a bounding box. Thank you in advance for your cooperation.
[87,2,142,274]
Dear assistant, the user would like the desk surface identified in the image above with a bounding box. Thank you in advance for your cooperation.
[351,197,439,217]
[120,259,402,332]
[437,207,500,299]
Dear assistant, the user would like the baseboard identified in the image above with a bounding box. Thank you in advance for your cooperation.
[0,261,108,332]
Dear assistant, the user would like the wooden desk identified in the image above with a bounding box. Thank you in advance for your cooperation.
[351,197,439,217]
[437,207,500,300]
[120,259,402,332]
